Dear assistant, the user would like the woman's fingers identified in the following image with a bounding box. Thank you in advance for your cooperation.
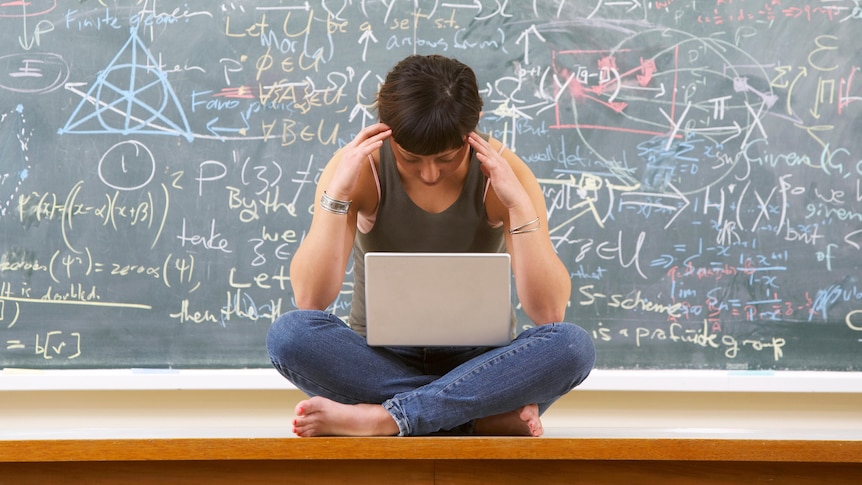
[468,132,525,207]
[353,123,392,148]
[326,124,392,199]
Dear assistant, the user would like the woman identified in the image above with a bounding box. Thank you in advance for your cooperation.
[267,54,595,437]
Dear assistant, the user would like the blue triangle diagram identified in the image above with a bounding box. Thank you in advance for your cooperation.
[0,105,30,218]
[59,28,193,141]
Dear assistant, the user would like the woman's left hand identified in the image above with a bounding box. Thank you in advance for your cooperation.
[467,132,531,210]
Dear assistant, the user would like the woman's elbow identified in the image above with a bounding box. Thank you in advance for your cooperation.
[526,304,567,326]
[292,288,331,311]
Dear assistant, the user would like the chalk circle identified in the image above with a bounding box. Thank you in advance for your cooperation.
[98,140,155,191]
[847,309,862,332]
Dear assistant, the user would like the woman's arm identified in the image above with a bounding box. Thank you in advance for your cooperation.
[290,124,391,310]
[468,133,571,325]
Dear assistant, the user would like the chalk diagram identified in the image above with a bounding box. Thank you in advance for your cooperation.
[59,28,193,141]
[548,27,775,195]
[0,105,31,218]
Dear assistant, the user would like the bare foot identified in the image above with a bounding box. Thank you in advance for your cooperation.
[292,396,400,437]
[473,404,543,437]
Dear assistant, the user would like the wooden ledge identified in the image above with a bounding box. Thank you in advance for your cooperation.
[2,436,861,463]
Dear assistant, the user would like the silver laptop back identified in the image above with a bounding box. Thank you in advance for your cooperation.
[364,252,513,347]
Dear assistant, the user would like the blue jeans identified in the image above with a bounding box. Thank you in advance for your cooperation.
[266,310,595,436]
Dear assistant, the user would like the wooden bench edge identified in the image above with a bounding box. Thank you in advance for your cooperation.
[2,437,861,463]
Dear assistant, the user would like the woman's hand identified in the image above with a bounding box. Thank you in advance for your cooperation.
[467,132,531,210]
[326,123,392,200]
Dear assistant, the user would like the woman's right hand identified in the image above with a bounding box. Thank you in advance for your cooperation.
[324,123,391,200]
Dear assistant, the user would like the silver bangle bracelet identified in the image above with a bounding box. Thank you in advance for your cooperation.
[319,191,352,215]
[509,217,540,235]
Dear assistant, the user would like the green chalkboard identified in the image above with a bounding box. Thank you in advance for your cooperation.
[0,0,860,371]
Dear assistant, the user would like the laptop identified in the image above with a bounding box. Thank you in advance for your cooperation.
[364,252,513,347]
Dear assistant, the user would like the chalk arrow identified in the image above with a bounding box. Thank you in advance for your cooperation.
[358,29,378,62]
[620,182,690,229]
[733,76,779,109]
[206,115,249,140]
[604,0,642,13]
[786,66,808,117]
[515,25,546,65]
[686,121,742,145]
[349,104,375,130]
[18,4,35,51]
[18,33,35,51]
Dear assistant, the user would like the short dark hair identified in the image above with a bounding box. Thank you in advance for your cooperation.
[376,55,483,155]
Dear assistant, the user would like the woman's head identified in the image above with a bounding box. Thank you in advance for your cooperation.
[377,55,483,156]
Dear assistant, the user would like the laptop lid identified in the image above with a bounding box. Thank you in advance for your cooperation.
[364,252,513,347]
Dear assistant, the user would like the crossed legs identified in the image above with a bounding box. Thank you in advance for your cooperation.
[266,310,595,437]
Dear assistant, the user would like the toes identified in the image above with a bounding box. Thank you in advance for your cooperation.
[531,421,544,437]
[295,400,309,416]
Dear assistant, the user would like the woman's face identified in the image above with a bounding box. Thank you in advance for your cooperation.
[390,140,469,186]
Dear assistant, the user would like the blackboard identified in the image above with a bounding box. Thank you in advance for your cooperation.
[0,0,860,371]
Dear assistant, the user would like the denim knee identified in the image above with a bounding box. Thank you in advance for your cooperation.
[544,322,596,389]
[267,312,292,368]
[266,309,318,370]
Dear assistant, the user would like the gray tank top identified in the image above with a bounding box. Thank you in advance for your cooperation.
[349,137,506,335]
